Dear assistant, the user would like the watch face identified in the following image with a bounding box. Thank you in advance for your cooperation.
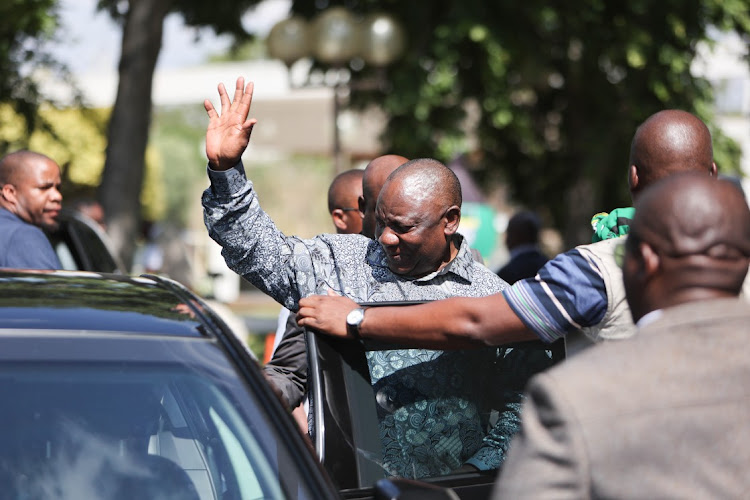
[347,308,364,326]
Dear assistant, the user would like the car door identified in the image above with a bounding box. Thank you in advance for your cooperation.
[48,209,126,273]
[306,301,564,499]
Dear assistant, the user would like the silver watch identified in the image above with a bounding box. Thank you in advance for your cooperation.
[345,307,366,339]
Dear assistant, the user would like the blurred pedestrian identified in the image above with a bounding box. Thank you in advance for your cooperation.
[71,197,107,231]
[494,173,750,499]
[0,150,63,269]
[497,210,547,285]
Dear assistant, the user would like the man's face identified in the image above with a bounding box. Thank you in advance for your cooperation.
[375,180,449,278]
[11,157,63,231]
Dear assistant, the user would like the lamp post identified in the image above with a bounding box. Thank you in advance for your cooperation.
[267,8,406,174]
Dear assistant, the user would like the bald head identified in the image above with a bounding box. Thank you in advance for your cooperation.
[628,110,715,199]
[360,154,408,238]
[0,150,54,185]
[623,172,750,322]
[327,169,363,235]
[383,158,462,209]
[327,169,363,213]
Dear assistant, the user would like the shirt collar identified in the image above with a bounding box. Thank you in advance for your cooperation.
[366,234,474,283]
[636,308,663,329]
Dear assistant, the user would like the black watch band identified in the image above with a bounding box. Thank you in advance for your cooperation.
[346,307,366,340]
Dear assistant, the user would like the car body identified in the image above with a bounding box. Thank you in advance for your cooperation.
[0,269,339,499]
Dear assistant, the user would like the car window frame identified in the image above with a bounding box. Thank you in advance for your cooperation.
[307,300,513,498]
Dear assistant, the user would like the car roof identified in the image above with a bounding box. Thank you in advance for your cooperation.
[0,270,218,338]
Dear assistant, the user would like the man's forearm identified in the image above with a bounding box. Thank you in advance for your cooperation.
[357,294,538,349]
[202,163,308,310]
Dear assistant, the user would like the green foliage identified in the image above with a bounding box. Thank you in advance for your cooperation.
[0,0,72,153]
[289,0,749,245]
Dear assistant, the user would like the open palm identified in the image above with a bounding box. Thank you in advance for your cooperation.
[204,77,258,171]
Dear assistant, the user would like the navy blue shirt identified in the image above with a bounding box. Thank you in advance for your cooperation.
[0,208,61,269]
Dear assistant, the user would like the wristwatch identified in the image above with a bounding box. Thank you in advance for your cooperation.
[346,307,366,340]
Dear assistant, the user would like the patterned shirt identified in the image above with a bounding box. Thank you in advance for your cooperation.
[502,248,608,343]
[202,163,544,478]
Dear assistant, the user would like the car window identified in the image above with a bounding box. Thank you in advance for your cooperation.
[0,362,315,499]
[309,301,562,492]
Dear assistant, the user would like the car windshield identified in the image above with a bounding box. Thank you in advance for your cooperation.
[0,362,312,499]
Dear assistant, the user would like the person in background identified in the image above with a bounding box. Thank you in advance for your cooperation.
[70,197,107,231]
[0,150,63,269]
[493,173,750,499]
[497,210,548,285]
[327,169,364,235]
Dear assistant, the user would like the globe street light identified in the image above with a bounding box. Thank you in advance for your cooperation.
[267,8,406,174]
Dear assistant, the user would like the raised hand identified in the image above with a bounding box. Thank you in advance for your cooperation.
[204,77,258,171]
[296,289,359,338]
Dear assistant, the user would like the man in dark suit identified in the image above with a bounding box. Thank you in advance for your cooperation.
[497,210,548,285]
[493,172,750,499]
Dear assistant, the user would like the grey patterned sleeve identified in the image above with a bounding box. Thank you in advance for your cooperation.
[202,162,337,311]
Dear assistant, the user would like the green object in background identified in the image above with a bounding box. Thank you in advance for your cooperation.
[460,202,498,260]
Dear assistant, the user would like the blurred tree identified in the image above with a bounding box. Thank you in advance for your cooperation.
[96,0,264,269]
[0,0,80,152]
[289,0,749,246]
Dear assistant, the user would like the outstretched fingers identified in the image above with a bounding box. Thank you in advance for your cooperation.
[230,77,246,113]
[236,80,254,120]
[217,82,230,115]
[204,99,218,119]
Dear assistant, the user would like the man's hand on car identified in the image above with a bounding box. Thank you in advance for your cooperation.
[297,289,359,338]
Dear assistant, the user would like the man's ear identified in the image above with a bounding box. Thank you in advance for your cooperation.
[709,161,718,177]
[330,209,347,232]
[628,165,639,193]
[443,206,461,235]
[1,184,16,203]
[357,195,366,217]
[640,242,660,278]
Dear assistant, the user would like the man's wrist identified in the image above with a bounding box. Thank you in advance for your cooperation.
[346,307,366,340]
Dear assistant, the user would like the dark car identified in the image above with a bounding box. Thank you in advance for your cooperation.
[0,269,339,499]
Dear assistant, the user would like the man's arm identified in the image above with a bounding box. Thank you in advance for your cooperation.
[297,291,537,348]
[297,247,609,348]
[201,77,352,310]
[263,312,309,410]
[491,373,588,499]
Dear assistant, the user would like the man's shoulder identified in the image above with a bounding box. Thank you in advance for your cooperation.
[0,211,43,240]
[642,298,750,335]
[535,298,750,404]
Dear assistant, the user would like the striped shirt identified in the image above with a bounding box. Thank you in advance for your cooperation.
[502,248,608,343]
